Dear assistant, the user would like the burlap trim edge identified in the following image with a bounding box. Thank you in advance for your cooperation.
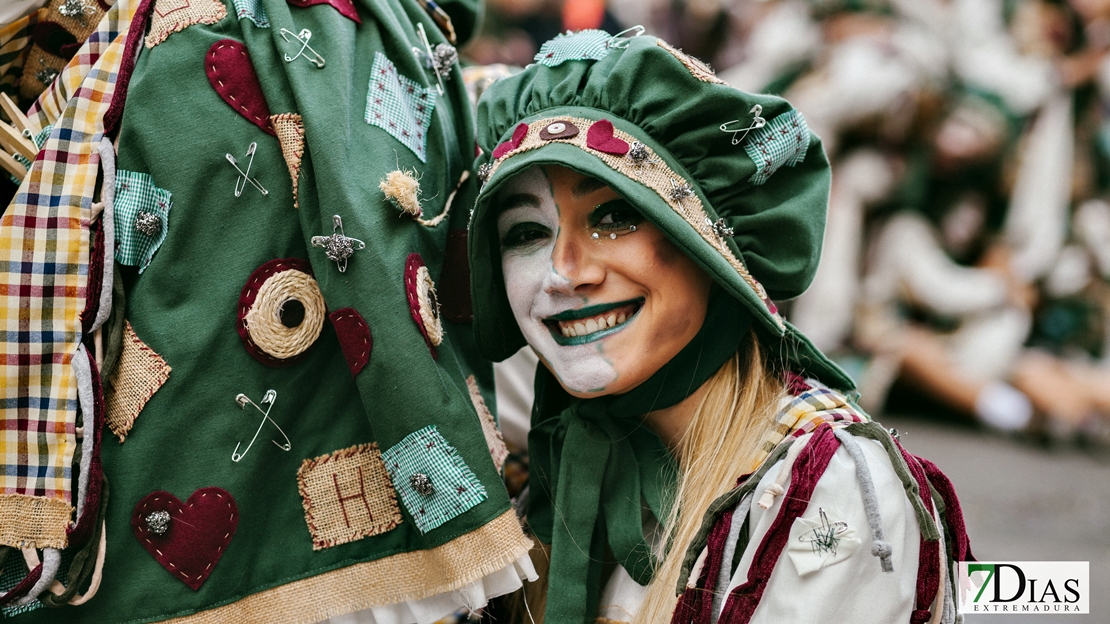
[161,509,533,624]
[0,493,72,549]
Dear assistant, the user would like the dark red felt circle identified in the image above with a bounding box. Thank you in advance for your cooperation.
[237,257,320,368]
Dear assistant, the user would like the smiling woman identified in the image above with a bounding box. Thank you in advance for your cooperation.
[468,31,973,624]
[495,165,711,396]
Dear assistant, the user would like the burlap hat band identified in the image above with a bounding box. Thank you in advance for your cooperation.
[476,108,785,335]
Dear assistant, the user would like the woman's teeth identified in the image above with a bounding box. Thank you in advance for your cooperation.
[559,312,628,337]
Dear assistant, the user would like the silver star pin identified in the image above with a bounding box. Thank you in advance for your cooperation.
[311,215,366,273]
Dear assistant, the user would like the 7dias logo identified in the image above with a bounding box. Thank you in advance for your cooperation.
[958,562,1088,614]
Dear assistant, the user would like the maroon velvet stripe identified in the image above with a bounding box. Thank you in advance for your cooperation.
[80,219,104,336]
[103,0,155,136]
[915,454,973,563]
[68,345,105,548]
[894,442,940,624]
[717,424,841,623]
[697,507,735,624]
[0,564,43,606]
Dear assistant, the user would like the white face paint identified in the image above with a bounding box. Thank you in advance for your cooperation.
[495,166,713,399]
[496,167,620,394]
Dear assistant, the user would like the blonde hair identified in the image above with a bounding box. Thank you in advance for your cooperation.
[633,333,785,623]
[509,333,786,623]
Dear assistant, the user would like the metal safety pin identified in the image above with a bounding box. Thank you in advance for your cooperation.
[413,23,454,95]
[720,105,767,145]
[226,142,268,197]
[606,25,645,49]
[232,389,291,462]
[280,28,326,68]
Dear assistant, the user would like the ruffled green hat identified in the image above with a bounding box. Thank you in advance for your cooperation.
[469,30,853,390]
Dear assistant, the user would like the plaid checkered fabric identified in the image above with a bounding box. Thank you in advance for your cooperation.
[752,378,870,464]
[0,13,37,98]
[233,0,270,28]
[533,29,612,67]
[114,169,172,272]
[381,425,488,534]
[0,0,139,547]
[27,0,136,133]
[364,52,438,163]
[744,109,810,186]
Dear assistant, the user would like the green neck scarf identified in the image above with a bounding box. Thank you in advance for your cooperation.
[527,292,752,624]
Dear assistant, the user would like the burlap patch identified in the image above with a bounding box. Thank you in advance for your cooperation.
[655,39,726,84]
[159,509,531,624]
[146,0,227,49]
[0,493,73,549]
[297,443,402,550]
[105,322,171,443]
[466,376,507,473]
[270,113,304,209]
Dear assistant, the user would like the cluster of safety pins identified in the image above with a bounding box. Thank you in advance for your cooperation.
[222,12,460,463]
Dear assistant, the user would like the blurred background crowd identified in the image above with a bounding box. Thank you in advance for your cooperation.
[5,0,1110,447]
[467,0,1110,450]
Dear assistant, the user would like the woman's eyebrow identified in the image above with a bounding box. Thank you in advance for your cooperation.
[497,193,541,214]
[572,176,607,198]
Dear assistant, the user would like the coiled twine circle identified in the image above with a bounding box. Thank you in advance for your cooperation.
[238,258,326,367]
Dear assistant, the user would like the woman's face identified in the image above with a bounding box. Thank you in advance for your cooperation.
[496,165,713,398]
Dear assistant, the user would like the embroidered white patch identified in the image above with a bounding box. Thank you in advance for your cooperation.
[787,507,860,576]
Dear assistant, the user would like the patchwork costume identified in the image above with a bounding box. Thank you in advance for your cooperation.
[0,0,533,622]
[466,31,973,623]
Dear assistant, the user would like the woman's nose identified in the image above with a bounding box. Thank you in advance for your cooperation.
[545,228,605,294]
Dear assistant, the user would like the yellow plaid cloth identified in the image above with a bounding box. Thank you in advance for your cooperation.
[0,0,139,549]
[750,377,870,471]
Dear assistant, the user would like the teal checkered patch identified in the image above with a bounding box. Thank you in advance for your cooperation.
[381,425,487,534]
[0,557,42,617]
[744,109,810,185]
[114,169,172,273]
[232,0,269,28]
[534,29,612,67]
[365,52,437,163]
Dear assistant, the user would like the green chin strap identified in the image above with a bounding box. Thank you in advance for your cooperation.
[527,291,752,624]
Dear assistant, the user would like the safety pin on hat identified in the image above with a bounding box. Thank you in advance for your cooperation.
[226,142,269,197]
[311,215,366,272]
[232,389,291,462]
[280,28,326,68]
[720,105,766,145]
[413,23,457,95]
[606,25,645,49]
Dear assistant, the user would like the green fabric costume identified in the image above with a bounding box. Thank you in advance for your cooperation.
[12,0,532,622]
[466,31,855,623]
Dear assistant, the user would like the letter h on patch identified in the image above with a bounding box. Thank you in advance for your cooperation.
[297,443,403,550]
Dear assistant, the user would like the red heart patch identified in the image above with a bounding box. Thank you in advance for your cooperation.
[132,487,239,591]
[206,40,276,136]
[286,0,362,23]
[492,123,529,160]
[586,119,630,155]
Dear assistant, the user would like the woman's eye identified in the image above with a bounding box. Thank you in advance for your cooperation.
[590,199,644,231]
[501,222,551,249]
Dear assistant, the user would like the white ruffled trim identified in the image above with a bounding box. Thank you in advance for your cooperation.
[319,554,538,624]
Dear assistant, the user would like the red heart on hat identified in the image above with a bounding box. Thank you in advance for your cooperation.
[132,487,239,591]
[492,123,529,160]
[586,119,630,155]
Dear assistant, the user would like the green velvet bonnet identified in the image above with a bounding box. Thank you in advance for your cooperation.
[468,31,853,390]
